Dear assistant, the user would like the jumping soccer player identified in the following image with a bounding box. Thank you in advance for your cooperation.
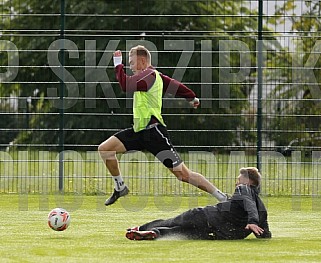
[98,45,227,206]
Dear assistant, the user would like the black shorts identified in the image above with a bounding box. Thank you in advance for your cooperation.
[114,124,183,168]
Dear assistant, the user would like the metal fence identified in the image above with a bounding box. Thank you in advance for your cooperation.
[1,0,321,196]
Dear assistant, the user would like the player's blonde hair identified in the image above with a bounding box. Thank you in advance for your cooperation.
[129,45,151,64]
[239,167,261,186]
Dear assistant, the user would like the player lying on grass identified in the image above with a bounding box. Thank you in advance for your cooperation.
[126,167,272,240]
[98,45,227,206]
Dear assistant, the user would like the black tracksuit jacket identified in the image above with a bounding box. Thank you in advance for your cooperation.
[203,184,271,239]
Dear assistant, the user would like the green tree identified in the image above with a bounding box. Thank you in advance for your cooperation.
[0,0,264,151]
[267,0,321,150]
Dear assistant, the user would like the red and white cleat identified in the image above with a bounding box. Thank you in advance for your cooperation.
[126,229,159,241]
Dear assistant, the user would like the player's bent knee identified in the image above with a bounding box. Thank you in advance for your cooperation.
[98,143,108,153]
[98,143,116,159]
[98,137,115,152]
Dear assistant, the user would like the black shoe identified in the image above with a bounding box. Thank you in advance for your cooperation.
[104,186,129,206]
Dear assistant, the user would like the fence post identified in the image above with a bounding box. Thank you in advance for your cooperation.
[58,0,66,192]
[257,0,263,171]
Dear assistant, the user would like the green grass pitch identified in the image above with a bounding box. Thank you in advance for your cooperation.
[1,194,321,263]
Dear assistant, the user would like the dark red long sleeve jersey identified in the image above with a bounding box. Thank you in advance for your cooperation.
[115,64,196,101]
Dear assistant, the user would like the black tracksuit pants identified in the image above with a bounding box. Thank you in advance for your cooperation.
[139,207,213,239]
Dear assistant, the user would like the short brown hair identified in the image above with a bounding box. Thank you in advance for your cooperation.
[239,167,261,186]
[129,45,151,64]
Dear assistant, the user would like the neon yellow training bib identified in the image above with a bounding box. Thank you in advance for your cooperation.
[133,70,166,132]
